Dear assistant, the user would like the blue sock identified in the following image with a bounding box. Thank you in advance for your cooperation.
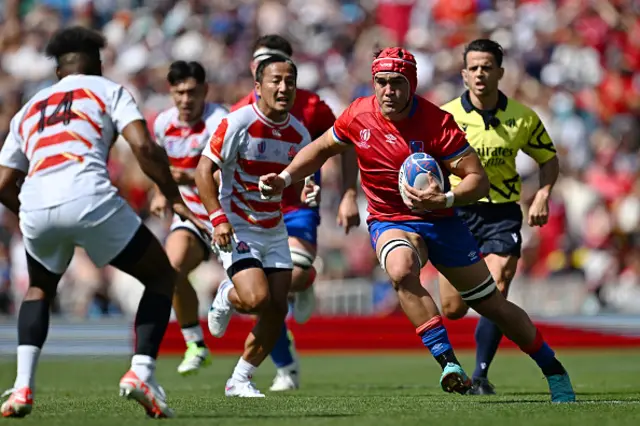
[529,342,555,369]
[522,329,566,377]
[270,323,294,368]
[419,322,457,369]
[473,316,504,379]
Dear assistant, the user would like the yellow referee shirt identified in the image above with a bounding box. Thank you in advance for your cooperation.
[441,91,557,204]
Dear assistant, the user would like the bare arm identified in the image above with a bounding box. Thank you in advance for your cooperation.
[259,130,351,199]
[336,148,361,233]
[194,155,223,214]
[443,149,490,206]
[0,166,23,215]
[121,120,182,203]
[171,168,197,186]
[340,148,358,196]
[527,155,560,226]
[195,155,234,250]
[536,155,559,200]
[286,129,351,184]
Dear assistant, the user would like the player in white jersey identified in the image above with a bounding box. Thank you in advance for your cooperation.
[150,60,227,376]
[195,55,311,397]
[0,27,208,418]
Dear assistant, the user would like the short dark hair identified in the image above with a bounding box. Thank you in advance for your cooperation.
[167,61,206,85]
[255,55,297,82]
[45,26,106,62]
[463,39,504,67]
[252,35,293,57]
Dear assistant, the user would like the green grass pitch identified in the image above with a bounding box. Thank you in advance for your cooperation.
[1,350,639,425]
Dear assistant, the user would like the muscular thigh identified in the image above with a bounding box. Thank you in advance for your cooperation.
[484,253,518,293]
[266,269,293,308]
[108,224,176,298]
[230,263,270,302]
[369,221,427,275]
[165,228,207,274]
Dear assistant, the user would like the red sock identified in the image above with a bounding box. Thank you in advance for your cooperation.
[520,328,544,354]
[302,266,317,290]
[415,315,443,336]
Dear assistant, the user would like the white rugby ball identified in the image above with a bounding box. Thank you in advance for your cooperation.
[398,152,445,206]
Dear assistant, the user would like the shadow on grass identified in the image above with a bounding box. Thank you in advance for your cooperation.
[180,413,356,419]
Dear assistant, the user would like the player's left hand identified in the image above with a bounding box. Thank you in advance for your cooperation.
[528,191,549,227]
[337,190,360,234]
[402,174,446,211]
[172,202,212,239]
[301,176,321,207]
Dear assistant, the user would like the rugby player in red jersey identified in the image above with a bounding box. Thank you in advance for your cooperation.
[259,47,575,402]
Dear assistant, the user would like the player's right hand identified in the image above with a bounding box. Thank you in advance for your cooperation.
[213,222,235,253]
[172,202,212,239]
[150,194,169,218]
[258,173,285,199]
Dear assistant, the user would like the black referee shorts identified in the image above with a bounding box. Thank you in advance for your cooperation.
[456,202,523,258]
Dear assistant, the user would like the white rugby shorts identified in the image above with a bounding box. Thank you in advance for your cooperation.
[20,192,141,274]
[169,214,212,252]
[217,225,293,273]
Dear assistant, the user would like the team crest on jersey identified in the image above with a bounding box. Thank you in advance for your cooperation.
[236,240,250,254]
[357,128,371,149]
[288,146,297,161]
[258,141,266,154]
[189,137,201,150]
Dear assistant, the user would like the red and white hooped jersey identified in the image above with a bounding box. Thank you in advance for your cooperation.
[201,103,312,232]
[153,103,228,226]
[0,74,144,211]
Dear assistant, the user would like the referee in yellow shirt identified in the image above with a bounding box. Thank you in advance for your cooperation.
[438,39,560,395]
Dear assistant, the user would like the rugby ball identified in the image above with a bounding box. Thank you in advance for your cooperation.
[398,153,445,205]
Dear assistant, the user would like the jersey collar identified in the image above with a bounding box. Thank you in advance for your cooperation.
[461,90,508,114]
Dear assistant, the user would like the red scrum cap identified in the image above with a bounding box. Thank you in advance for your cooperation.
[371,47,418,94]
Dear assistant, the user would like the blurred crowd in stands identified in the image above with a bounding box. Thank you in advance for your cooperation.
[0,0,638,317]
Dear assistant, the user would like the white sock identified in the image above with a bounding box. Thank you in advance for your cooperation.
[277,361,299,375]
[231,357,257,382]
[131,354,155,382]
[221,280,233,302]
[181,325,204,345]
[14,345,40,390]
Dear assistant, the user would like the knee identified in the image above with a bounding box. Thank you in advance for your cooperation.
[440,297,469,320]
[25,286,54,302]
[166,248,195,280]
[269,297,289,320]
[385,256,419,291]
[242,287,270,312]
[494,275,514,295]
[379,240,420,290]
[167,255,186,276]
[154,265,177,297]
[290,247,316,290]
